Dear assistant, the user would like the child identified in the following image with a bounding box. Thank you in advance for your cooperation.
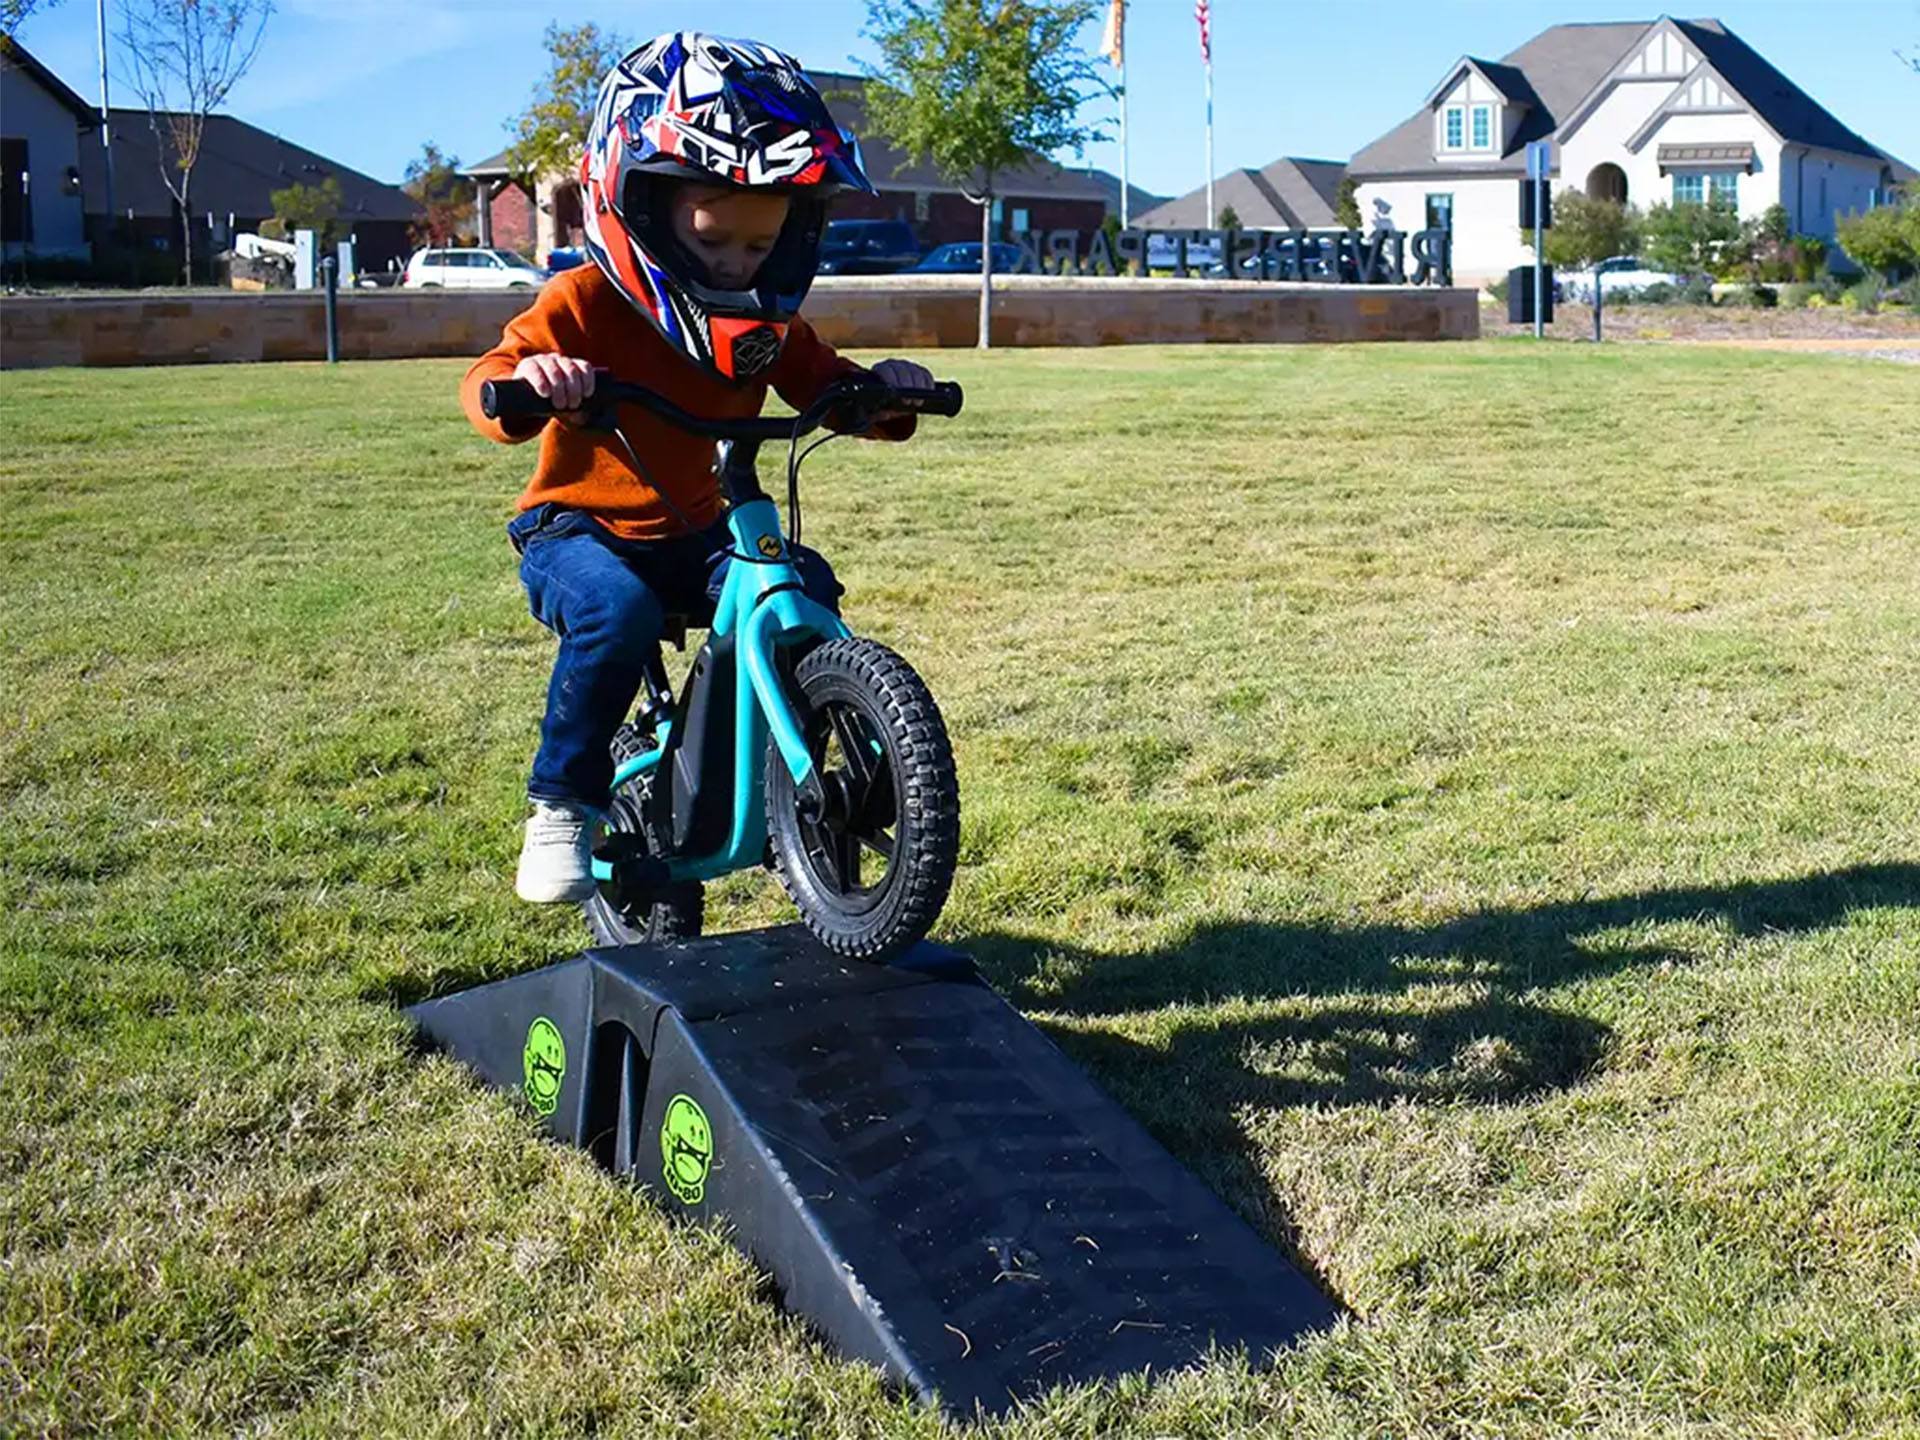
[461,33,932,903]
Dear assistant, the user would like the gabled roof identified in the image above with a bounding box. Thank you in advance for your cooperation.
[0,35,99,127]
[1351,16,1886,179]
[1671,19,1877,159]
[1134,158,1346,230]
[1423,56,1538,110]
[1352,21,1647,176]
[83,110,419,223]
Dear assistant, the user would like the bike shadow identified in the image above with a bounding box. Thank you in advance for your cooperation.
[963,862,1920,1252]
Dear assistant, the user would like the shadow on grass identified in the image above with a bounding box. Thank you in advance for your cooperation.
[957,862,1920,1261]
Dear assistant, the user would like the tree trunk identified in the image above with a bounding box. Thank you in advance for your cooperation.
[977,187,993,351]
[179,170,194,285]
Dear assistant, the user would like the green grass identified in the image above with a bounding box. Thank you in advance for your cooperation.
[3,343,1918,1438]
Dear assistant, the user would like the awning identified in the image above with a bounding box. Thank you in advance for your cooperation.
[1657,143,1755,174]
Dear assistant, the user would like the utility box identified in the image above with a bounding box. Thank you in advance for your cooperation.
[1508,265,1554,324]
[293,229,318,290]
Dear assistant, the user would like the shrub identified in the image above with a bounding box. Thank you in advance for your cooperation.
[1635,281,1676,305]
[1680,275,1715,305]
[1778,282,1814,310]
[1737,283,1779,309]
[1835,197,1917,280]
[1841,278,1881,313]
[1486,275,1510,303]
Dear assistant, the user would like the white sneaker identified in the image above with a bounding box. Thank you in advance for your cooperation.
[515,801,600,903]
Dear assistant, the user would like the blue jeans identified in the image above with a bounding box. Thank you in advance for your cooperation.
[509,504,843,805]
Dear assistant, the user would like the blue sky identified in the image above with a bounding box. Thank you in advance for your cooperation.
[14,1,1920,194]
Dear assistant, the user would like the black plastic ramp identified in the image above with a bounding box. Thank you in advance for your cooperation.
[408,927,1337,1415]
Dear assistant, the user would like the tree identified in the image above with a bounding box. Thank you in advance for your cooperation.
[270,175,342,244]
[117,0,272,284]
[861,0,1103,348]
[1641,196,1749,278]
[404,141,473,246]
[1836,194,1919,278]
[1535,190,1641,270]
[507,22,626,186]
[1216,203,1240,230]
[2,2,58,36]
[1334,174,1361,229]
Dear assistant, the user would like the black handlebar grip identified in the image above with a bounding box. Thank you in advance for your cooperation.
[890,382,964,418]
[479,378,556,425]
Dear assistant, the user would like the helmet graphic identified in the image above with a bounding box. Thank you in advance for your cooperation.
[580,33,876,382]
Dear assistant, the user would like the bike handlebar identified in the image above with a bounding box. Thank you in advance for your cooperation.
[479,370,964,438]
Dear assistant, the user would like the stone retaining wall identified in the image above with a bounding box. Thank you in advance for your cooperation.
[0,276,1476,369]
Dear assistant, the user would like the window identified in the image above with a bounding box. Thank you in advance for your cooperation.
[1672,173,1705,205]
[1011,206,1030,232]
[1425,193,1454,230]
[1708,171,1738,206]
[1,137,30,244]
[913,190,930,222]
[1471,105,1492,150]
[1444,106,1464,149]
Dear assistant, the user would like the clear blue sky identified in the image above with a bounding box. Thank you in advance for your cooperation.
[14,1,1919,195]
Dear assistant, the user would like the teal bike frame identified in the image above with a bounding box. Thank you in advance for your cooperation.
[589,490,850,887]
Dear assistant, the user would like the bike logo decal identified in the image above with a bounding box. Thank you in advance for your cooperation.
[522,1017,566,1117]
[661,1093,714,1204]
[757,534,783,560]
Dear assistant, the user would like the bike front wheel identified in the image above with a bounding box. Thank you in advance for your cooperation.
[766,637,959,961]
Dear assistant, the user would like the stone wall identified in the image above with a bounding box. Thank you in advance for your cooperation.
[0,276,1477,369]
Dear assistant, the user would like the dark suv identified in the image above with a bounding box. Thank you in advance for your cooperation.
[816,219,923,275]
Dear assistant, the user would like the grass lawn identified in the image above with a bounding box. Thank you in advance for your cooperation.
[3,342,1917,1438]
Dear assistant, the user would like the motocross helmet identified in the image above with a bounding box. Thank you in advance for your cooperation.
[579,33,876,382]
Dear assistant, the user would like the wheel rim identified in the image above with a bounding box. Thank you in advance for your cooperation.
[792,698,899,913]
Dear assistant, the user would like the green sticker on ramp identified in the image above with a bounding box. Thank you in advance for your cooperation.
[522,1016,566,1117]
[661,1094,713,1205]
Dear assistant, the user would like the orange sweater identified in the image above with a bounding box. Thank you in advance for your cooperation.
[462,265,910,542]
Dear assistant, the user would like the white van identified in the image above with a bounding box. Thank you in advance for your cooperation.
[402,247,547,290]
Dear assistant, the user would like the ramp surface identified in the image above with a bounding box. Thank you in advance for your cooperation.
[408,927,1337,1415]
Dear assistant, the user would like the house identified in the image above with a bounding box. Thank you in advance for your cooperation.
[82,109,421,271]
[465,69,1142,263]
[1350,16,1909,284]
[1,36,97,260]
[1135,158,1347,230]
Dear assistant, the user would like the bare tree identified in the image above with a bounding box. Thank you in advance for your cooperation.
[3,2,62,36]
[116,0,272,283]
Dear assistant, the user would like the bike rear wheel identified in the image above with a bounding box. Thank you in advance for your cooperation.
[583,721,704,947]
[766,637,959,961]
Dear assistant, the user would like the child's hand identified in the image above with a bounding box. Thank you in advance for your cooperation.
[513,354,597,421]
[870,358,934,394]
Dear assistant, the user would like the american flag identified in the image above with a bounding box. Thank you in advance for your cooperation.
[1195,0,1210,63]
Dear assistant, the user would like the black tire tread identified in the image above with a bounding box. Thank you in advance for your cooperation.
[766,637,959,961]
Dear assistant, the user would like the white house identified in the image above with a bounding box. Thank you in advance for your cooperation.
[1350,17,1911,285]
[0,37,97,261]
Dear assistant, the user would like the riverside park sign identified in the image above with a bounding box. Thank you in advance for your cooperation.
[1001,226,1453,286]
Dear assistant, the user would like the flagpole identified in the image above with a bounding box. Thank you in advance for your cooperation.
[1119,50,1129,228]
[1204,54,1214,227]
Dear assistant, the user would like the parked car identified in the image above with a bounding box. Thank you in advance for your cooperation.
[817,220,923,275]
[402,247,547,290]
[545,246,587,276]
[1554,255,1686,303]
[908,242,1025,274]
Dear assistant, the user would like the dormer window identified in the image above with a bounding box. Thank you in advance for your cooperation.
[1442,102,1496,153]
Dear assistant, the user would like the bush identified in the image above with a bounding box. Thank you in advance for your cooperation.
[1680,275,1715,305]
[1486,275,1509,303]
[1841,278,1881,313]
[1778,282,1814,310]
[1634,281,1676,304]
[1835,198,1917,280]
[1736,283,1779,309]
